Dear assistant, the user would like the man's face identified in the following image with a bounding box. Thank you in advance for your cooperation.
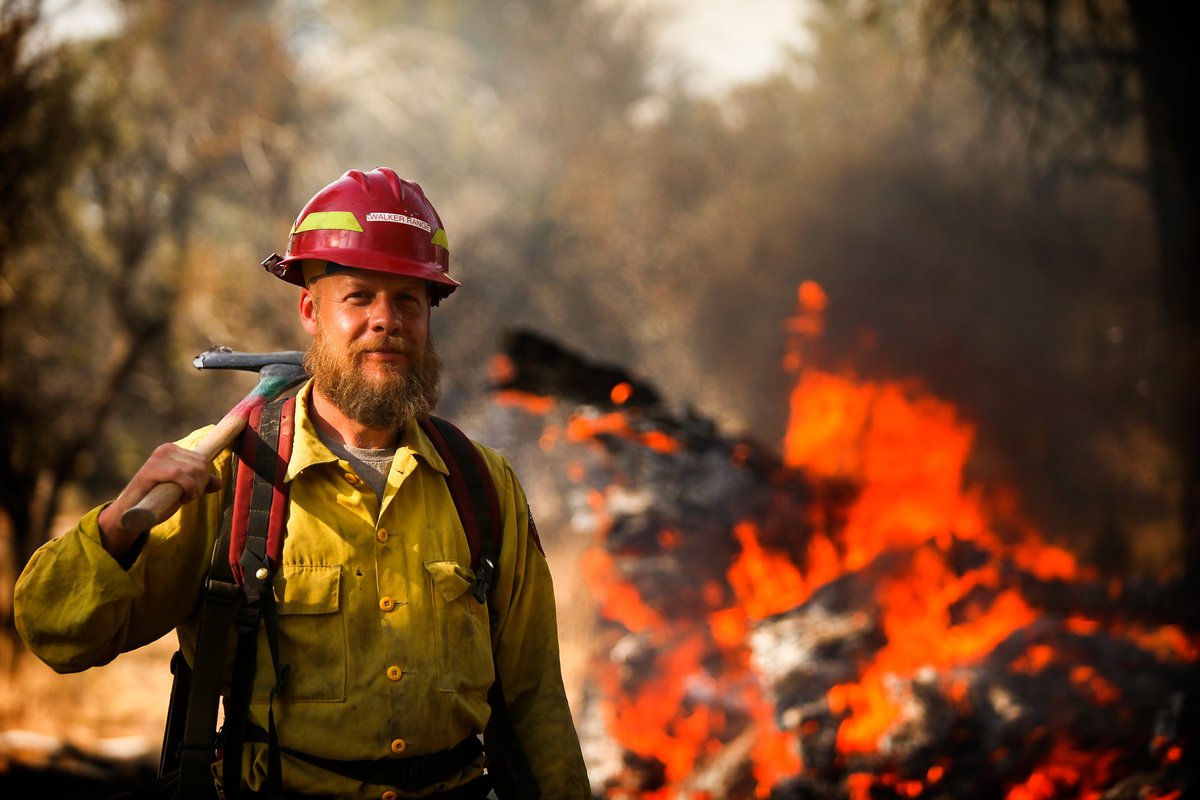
[299,267,441,430]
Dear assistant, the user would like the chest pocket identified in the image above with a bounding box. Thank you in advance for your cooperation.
[424,560,494,695]
[256,565,346,703]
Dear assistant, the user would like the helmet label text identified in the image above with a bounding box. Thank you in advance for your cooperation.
[366,212,432,233]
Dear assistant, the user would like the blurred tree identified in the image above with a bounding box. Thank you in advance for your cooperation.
[280,0,660,408]
[915,0,1200,581]
[0,0,89,634]
[0,0,304,634]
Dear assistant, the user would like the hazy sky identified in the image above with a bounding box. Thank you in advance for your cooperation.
[630,0,813,93]
[43,0,813,96]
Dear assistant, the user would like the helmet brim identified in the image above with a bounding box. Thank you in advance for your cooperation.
[276,250,461,296]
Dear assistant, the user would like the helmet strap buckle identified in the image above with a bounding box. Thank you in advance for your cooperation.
[261,253,286,278]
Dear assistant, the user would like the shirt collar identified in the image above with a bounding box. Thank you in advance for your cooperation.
[286,379,449,481]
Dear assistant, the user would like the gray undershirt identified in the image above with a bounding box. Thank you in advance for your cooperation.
[320,435,396,500]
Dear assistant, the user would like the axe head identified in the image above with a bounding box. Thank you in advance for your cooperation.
[255,362,311,398]
[193,346,306,372]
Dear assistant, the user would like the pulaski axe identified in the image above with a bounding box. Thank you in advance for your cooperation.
[120,347,309,532]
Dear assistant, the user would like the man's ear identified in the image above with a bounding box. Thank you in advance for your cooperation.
[299,287,318,335]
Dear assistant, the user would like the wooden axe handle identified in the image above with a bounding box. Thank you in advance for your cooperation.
[118,364,307,533]
[118,412,252,533]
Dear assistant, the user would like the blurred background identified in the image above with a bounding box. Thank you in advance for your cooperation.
[1,0,1195,797]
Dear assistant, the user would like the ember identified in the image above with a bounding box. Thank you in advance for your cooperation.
[494,284,1198,799]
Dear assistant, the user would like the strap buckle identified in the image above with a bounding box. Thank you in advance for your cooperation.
[260,252,286,277]
[471,556,494,605]
[204,578,241,605]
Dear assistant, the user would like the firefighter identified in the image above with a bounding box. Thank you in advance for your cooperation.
[15,168,590,799]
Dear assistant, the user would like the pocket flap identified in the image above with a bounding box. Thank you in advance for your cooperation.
[424,560,475,603]
[273,565,340,614]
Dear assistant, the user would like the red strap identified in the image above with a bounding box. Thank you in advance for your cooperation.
[228,405,262,586]
[419,416,482,568]
[267,398,296,568]
[228,397,295,587]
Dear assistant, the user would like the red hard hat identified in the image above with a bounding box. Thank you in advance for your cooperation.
[263,167,459,303]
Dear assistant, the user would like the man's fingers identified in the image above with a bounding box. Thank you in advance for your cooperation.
[138,444,217,503]
[100,443,222,557]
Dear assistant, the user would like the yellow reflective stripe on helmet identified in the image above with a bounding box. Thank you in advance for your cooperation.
[292,211,363,234]
[431,228,449,250]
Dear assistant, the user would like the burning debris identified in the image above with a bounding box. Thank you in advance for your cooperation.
[492,284,1198,800]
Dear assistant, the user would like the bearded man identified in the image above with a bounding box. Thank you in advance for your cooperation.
[15,168,590,799]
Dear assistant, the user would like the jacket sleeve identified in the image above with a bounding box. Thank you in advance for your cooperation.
[14,428,230,673]
[483,449,591,798]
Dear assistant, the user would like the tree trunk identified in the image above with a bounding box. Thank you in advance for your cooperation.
[1127,2,1200,586]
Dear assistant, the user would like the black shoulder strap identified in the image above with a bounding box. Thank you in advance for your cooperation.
[173,538,238,798]
[171,460,241,799]
[221,397,293,799]
[418,416,502,610]
[417,416,539,798]
[165,398,292,800]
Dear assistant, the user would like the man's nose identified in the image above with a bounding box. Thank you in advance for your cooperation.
[368,297,405,333]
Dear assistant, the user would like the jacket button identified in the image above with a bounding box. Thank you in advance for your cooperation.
[390,738,406,754]
[376,528,389,543]
[379,596,396,612]
[382,792,398,800]
[345,472,360,485]
[386,665,402,681]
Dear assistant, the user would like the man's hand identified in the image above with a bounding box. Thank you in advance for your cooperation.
[97,444,222,559]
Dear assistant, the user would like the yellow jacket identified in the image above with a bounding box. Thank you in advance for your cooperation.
[15,382,589,798]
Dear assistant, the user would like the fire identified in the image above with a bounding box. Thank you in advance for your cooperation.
[581,546,666,634]
[784,370,993,562]
[830,560,1039,752]
[496,282,1195,798]
[566,411,681,454]
[598,635,713,784]
[1003,739,1121,800]
[611,381,634,405]
[725,521,810,619]
[494,388,556,415]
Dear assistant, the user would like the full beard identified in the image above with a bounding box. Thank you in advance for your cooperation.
[305,328,442,432]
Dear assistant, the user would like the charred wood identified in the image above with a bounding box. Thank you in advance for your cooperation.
[493,330,1197,799]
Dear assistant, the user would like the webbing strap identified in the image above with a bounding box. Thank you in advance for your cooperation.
[230,398,295,600]
[166,399,292,800]
[418,416,502,610]
[417,416,538,797]
[485,672,539,799]
[175,509,239,800]
[174,395,277,796]
[220,614,258,799]
[242,725,484,791]
[261,587,289,799]
[222,398,291,800]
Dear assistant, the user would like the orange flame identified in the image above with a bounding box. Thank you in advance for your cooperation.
[784,280,827,372]
[726,521,811,619]
[1003,739,1120,800]
[580,546,665,634]
[599,635,713,782]
[566,412,681,454]
[558,280,1194,796]
[611,381,634,405]
[773,282,1113,754]
[494,388,556,415]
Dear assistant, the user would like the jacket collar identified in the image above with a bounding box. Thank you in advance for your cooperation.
[285,380,449,482]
